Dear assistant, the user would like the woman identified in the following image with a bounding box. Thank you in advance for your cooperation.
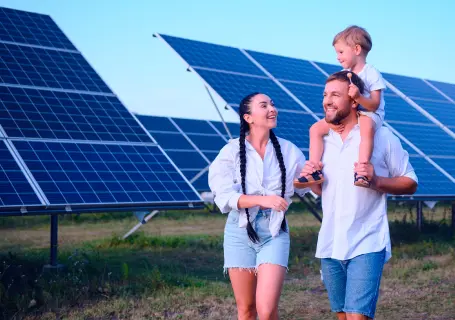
[209,92,309,320]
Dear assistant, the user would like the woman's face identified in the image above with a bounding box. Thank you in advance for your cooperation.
[243,94,278,130]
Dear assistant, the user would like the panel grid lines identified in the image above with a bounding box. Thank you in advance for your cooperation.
[0,86,151,142]
[161,34,455,198]
[0,139,41,206]
[0,7,77,50]
[0,9,203,212]
[14,140,199,205]
[1,42,110,92]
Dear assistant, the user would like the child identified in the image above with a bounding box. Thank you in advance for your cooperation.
[299,25,386,188]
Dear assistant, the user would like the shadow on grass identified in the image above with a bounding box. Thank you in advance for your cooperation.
[0,220,453,319]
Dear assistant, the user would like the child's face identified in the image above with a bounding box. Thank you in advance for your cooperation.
[334,41,361,69]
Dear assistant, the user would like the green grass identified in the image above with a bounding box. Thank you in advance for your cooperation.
[0,202,454,319]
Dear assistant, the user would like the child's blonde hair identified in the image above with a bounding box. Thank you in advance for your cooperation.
[333,25,372,55]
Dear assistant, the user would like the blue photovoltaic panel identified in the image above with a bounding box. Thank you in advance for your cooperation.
[14,140,200,205]
[161,34,455,198]
[135,114,179,133]
[160,34,265,76]
[410,99,455,128]
[172,118,219,134]
[383,95,433,123]
[427,80,455,101]
[192,172,209,191]
[389,123,455,157]
[432,158,455,180]
[0,140,41,207]
[0,9,203,212]
[281,81,325,114]
[150,132,195,150]
[247,50,328,84]
[209,121,240,138]
[382,73,446,101]
[137,115,212,191]
[408,156,455,196]
[165,150,209,171]
[197,69,302,111]
[314,62,341,76]
[0,86,151,142]
[0,7,76,50]
[186,134,226,151]
[1,42,111,92]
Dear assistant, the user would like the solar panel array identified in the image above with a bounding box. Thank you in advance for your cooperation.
[136,114,240,191]
[0,7,203,214]
[158,33,455,199]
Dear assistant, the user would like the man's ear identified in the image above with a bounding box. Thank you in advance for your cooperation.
[351,99,359,109]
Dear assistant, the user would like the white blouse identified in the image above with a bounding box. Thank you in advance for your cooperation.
[208,136,309,237]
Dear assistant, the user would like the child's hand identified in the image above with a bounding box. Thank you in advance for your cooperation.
[328,123,345,134]
[348,84,361,100]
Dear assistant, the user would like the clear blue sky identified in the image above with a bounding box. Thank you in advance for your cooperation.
[2,0,454,122]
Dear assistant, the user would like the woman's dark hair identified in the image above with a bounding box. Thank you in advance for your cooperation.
[239,93,287,243]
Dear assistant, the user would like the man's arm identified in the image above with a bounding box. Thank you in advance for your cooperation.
[372,174,417,195]
[354,131,418,195]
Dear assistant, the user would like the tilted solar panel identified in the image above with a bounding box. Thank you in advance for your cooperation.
[158,33,455,198]
[0,8,203,214]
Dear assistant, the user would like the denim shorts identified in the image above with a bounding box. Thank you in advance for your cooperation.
[223,209,290,273]
[320,249,386,319]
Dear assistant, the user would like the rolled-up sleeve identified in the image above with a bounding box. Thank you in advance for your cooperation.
[208,144,242,213]
[386,134,418,183]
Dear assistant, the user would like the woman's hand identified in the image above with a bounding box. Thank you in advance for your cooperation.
[259,195,288,212]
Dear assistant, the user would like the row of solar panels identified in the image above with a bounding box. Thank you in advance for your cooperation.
[0,7,204,214]
[156,33,455,199]
[1,5,454,218]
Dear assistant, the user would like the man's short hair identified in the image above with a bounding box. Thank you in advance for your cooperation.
[326,71,365,95]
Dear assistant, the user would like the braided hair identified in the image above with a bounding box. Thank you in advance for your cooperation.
[239,93,287,243]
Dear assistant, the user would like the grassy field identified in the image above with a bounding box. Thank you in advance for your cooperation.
[0,201,454,320]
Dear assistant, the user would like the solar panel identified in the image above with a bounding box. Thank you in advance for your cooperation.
[0,7,76,50]
[158,33,455,199]
[427,80,455,101]
[0,8,203,214]
[209,121,240,138]
[0,86,150,142]
[196,69,303,111]
[136,115,213,191]
[14,140,197,206]
[160,34,265,76]
[247,50,328,84]
[383,73,447,101]
[1,43,111,92]
[0,139,42,207]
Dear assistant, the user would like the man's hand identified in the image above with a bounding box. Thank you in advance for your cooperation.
[348,83,361,100]
[328,123,345,134]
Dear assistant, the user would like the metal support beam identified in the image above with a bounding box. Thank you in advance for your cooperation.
[297,194,322,223]
[43,213,64,271]
[416,201,423,231]
[123,210,159,239]
[205,85,233,139]
[451,201,455,235]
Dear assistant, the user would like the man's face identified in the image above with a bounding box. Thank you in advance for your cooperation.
[323,80,355,125]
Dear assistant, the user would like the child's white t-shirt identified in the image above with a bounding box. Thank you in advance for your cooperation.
[356,64,386,121]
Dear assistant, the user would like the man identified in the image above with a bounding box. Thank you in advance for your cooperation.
[300,71,418,320]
